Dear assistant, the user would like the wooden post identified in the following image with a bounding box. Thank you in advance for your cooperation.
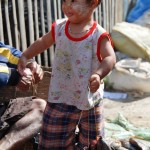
[34,0,41,65]
[4,0,12,45]
[17,0,27,51]
[12,0,20,49]
[0,0,4,41]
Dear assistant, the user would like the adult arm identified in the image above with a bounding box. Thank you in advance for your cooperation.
[0,65,20,87]
[0,42,42,89]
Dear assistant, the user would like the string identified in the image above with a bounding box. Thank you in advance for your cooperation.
[87,86,98,149]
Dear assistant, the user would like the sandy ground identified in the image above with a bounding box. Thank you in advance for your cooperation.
[103,92,150,128]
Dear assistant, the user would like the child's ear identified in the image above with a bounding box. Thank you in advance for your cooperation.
[95,0,99,6]
[90,0,99,8]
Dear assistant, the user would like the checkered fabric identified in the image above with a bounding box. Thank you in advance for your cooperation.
[38,101,104,150]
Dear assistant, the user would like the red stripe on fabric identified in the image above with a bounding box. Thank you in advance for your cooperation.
[51,22,56,42]
[97,32,114,62]
[65,20,97,42]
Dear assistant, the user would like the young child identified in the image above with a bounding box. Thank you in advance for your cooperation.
[18,0,116,149]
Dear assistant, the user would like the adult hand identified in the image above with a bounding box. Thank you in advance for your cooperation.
[17,55,28,77]
[16,68,33,91]
[89,74,101,93]
[26,61,44,84]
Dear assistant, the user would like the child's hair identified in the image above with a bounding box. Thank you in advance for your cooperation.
[87,0,102,6]
[62,0,102,6]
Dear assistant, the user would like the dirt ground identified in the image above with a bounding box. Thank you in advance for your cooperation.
[103,91,150,128]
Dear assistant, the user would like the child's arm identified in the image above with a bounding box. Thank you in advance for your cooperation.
[95,36,116,79]
[89,37,116,93]
[18,30,54,76]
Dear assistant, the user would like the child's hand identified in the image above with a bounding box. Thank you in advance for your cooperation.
[16,68,33,91]
[27,61,44,84]
[89,74,101,93]
[18,55,28,76]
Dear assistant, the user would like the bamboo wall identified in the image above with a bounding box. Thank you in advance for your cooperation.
[0,0,131,67]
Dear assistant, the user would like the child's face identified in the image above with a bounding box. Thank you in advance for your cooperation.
[62,0,94,23]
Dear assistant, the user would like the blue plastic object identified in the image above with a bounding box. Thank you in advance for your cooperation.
[126,0,150,22]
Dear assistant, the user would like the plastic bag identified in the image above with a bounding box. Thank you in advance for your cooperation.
[126,0,150,22]
[111,22,150,61]
[107,58,150,93]
[105,113,150,141]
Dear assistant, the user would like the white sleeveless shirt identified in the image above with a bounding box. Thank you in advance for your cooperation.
[48,18,112,110]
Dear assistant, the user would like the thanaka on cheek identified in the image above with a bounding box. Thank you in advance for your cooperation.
[72,2,90,16]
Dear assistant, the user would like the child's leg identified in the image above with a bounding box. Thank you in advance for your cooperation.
[77,101,104,149]
[38,102,82,150]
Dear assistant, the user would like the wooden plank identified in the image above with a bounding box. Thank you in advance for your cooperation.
[102,0,106,29]
[106,0,109,32]
[4,0,12,45]
[46,0,52,29]
[110,0,115,32]
[53,0,57,21]
[115,0,120,24]
[57,0,62,19]
[111,0,115,27]
[0,0,4,41]
[98,4,102,26]
[27,0,34,44]
[40,0,45,35]
[40,0,48,66]
[17,0,27,50]
[123,0,131,20]
[108,0,111,32]
[120,0,123,21]
[94,7,99,23]
[12,0,19,49]
[34,0,41,65]
[47,0,54,65]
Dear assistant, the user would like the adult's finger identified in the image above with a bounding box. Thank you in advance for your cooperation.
[17,56,28,76]
[34,65,44,84]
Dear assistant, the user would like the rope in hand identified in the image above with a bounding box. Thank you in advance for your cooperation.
[31,70,51,96]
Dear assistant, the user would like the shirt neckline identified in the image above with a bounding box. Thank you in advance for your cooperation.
[65,20,97,42]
